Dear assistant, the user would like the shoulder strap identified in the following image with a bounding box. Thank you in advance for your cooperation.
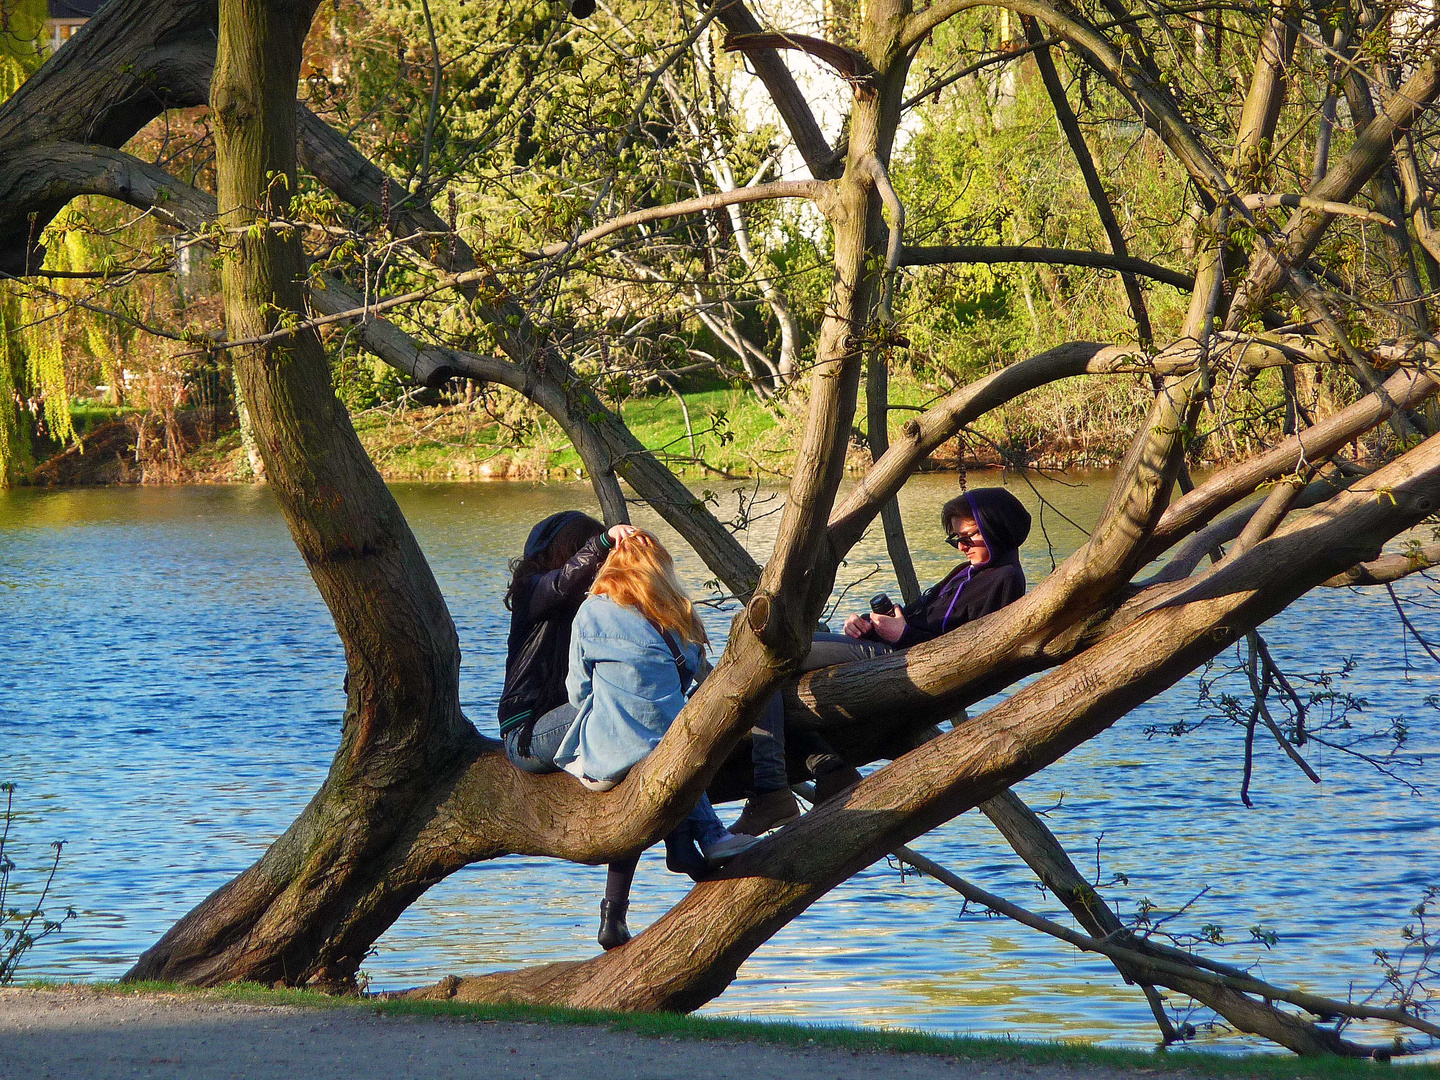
[658,628,693,689]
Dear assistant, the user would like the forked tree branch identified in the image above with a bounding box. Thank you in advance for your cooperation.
[712,0,841,179]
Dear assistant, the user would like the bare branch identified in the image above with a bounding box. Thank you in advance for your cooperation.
[1242,192,1397,226]
[722,32,873,85]
[899,245,1193,290]
[1323,541,1440,586]
[530,181,831,259]
[895,846,1436,1050]
[713,0,840,179]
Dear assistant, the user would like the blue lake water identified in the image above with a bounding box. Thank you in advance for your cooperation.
[1,474,1436,1055]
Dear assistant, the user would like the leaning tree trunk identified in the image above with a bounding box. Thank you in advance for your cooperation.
[125,0,480,988]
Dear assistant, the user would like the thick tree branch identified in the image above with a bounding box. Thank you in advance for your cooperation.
[426,430,1440,1012]
[0,0,216,271]
[899,245,1193,290]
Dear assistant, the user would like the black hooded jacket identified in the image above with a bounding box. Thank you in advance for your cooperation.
[889,487,1032,649]
[497,521,613,736]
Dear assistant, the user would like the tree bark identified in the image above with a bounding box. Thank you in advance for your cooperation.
[128,0,475,987]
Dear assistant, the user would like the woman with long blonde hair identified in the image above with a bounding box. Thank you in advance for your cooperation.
[553,530,756,948]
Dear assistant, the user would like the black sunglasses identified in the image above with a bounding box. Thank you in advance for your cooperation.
[945,530,981,549]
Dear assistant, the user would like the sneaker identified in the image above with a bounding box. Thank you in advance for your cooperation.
[732,789,802,836]
[699,830,760,866]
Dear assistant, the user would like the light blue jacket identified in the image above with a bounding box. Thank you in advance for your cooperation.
[554,594,705,785]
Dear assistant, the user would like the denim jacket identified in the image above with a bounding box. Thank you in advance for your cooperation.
[553,594,705,785]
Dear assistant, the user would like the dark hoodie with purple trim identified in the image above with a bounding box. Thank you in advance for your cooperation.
[889,487,1032,649]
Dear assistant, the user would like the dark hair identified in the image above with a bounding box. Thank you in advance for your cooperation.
[940,494,974,530]
[504,512,604,610]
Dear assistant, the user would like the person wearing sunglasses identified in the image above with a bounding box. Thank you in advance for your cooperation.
[842,487,1031,648]
[732,487,1033,837]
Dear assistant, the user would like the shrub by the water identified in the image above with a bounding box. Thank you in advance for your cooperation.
[0,782,74,984]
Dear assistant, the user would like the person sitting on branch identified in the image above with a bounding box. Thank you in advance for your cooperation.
[732,487,1032,835]
[553,529,757,948]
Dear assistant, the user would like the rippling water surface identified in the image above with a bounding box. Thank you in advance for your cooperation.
[2,475,1437,1054]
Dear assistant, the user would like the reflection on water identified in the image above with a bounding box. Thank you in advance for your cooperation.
[2,475,1437,1056]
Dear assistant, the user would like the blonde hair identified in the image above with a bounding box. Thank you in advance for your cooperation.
[591,531,709,648]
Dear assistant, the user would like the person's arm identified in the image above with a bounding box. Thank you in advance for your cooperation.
[688,650,713,690]
[893,618,935,649]
[566,606,595,708]
[528,534,611,620]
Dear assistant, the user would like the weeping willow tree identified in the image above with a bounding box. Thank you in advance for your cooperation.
[0,0,50,482]
[0,216,98,483]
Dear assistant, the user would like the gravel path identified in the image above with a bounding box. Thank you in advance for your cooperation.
[1,987,1151,1080]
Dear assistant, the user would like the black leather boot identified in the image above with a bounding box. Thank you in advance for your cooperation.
[598,898,631,950]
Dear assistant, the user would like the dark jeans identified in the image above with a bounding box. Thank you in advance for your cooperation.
[751,632,893,793]
[503,702,576,773]
[503,701,727,844]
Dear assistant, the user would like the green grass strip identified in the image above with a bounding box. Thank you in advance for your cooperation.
[16,980,1438,1078]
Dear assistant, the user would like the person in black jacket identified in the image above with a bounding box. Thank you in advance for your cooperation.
[733,487,1031,835]
[500,510,740,951]
[499,511,638,772]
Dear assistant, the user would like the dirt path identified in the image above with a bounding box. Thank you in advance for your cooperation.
[1,987,1155,1080]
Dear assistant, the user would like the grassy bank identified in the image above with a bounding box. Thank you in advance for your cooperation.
[23,981,1432,1078]
[29,364,1252,486]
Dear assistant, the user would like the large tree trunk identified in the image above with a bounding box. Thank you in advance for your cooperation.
[126,0,479,987]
